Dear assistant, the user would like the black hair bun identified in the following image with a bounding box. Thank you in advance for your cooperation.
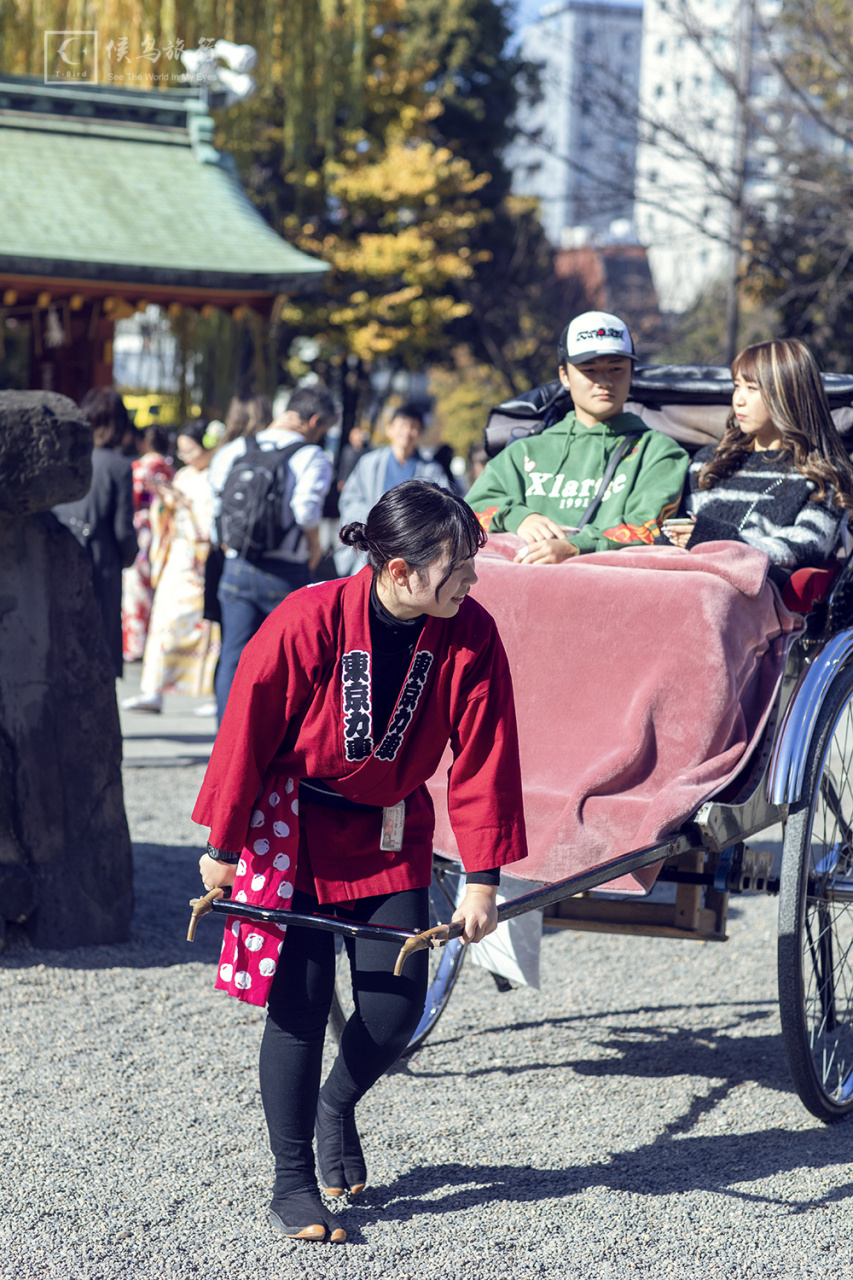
[339,522,371,552]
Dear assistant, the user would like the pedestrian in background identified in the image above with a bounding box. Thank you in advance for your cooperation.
[204,395,274,625]
[336,422,373,491]
[122,425,174,662]
[52,387,138,678]
[211,384,337,721]
[334,404,453,576]
[122,420,220,713]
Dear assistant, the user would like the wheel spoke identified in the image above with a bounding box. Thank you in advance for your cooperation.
[820,774,853,856]
[817,903,837,1033]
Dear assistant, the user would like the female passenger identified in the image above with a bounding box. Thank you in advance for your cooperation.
[193,480,527,1244]
[661,338,853,578]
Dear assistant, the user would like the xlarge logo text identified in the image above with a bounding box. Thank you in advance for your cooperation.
[523,465,628,511]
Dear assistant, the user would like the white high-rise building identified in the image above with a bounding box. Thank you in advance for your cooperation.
[512,0,644,247]
[635,0,787,313]
[634,0,739,311]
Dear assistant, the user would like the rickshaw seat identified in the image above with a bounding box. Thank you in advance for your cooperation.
[780,562,841,614]
[427,536,805,894]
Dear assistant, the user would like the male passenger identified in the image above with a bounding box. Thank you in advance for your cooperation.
[466,311,689,563]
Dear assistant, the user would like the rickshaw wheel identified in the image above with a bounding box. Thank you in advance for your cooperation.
[327,856,467,1056]
[778,663,853,1122]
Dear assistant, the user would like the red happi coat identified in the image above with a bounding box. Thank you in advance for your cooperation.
[192,566,527,1006]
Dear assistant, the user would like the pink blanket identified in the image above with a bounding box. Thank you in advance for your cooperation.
[428,537,804,892]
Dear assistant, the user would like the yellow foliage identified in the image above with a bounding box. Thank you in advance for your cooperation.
[328,137,488,206]
[429,349,515,459]
[285,116,492,363]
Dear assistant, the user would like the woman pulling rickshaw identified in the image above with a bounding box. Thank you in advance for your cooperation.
[193,480,528,1243]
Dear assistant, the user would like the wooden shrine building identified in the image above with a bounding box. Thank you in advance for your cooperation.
[0,75,327,401]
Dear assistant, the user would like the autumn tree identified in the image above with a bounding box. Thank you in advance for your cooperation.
[740,1,853,369]
[506,0,853,369]
[395,0,560,394]
[1,1,560,421]
[223,0,559,421]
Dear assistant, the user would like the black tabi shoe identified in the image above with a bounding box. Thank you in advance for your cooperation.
[268,1188,346,1243]
[315,1096,367,1197]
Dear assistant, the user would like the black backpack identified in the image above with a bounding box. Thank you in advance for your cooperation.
[218,436,309,563]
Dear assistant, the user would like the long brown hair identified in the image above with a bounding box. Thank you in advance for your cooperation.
[216,394,273,447]
[697,340,853,516]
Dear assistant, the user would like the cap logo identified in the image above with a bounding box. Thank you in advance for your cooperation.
[576,326,625,342]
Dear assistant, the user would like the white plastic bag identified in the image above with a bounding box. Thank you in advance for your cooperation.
[458,875,543,988]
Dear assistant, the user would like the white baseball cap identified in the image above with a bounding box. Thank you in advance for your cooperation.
[564,311,636,364]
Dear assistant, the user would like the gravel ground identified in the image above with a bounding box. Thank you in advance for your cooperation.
[3,763,853,1280]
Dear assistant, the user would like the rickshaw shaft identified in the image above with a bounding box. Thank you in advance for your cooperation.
[209,898,422,944]
[495,834,696,924]
[655,868,781,893]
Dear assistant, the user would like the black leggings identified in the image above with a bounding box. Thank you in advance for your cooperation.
[259,886,429,1197]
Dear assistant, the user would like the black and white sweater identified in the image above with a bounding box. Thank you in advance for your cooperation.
[684,447,843,580]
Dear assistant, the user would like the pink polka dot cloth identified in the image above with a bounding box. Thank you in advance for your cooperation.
[214,774,300,1007]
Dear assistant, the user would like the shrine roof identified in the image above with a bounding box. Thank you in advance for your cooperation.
[0,76,327,298]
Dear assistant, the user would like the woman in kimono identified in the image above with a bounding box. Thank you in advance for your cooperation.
[122,420,220,711]
[193,479,527,1244]
[122,426,174,662]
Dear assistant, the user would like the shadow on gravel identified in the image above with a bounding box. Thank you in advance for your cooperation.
[0,843,223,971]
[409,998,788,1070]
[370,1127,853,1217]
[404,1000,799,1098]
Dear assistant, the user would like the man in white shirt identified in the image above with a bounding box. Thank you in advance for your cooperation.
[211,384,336,720]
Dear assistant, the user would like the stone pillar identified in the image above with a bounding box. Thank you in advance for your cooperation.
[0,391,133,949]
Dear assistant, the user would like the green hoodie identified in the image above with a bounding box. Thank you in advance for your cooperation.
[466,410,690,554]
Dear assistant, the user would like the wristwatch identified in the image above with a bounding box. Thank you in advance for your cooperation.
[206,843,241,864]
